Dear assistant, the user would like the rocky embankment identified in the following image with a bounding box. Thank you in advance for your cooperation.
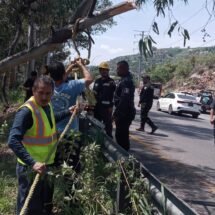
[163,65,215,94]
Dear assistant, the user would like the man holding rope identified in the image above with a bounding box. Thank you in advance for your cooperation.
[8,75,77,215]
[47,58,93,133]
[47,58,93,169]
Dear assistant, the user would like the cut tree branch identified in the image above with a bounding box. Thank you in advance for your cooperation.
[0,1,136,74]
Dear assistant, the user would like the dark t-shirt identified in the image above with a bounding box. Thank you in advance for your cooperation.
[23,78,34,101]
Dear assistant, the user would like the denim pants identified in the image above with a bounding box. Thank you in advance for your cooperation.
[16,163,54,215]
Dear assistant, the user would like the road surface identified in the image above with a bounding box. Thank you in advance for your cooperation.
[129,91,215,214]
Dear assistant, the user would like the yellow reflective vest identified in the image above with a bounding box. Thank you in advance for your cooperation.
[18,97,57,165]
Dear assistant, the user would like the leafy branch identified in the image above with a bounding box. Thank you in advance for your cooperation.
[50,129,157,214]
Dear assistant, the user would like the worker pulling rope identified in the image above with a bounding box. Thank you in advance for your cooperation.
[20,64,82,215]
[20,107,79,215]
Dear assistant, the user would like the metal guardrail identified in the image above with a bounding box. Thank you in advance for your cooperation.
[80,114,199,215]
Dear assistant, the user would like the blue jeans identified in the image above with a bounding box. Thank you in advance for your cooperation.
[16,163,54,215]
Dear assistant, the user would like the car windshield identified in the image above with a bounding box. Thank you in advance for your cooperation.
[201,96,213,105]
[202,92,212,96]
[177,94,196,101]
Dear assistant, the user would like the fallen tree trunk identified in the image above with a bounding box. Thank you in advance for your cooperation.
[0,1,136,74]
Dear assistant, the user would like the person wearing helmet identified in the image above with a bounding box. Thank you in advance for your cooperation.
[93,61,116,137]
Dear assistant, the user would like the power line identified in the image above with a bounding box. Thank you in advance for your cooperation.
[166,0,214,47]
[168,18,215,47]
[180,2,208,25]
[200,38,215,47]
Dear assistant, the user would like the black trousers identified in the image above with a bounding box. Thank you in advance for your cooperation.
[140,106,155,129]
[16,163,54,215]
[115,118,132,151]
[94,105,113,137]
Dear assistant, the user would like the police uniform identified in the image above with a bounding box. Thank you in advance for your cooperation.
[139,84,157,132]
[93,76,116,137]
[113,73,136,151]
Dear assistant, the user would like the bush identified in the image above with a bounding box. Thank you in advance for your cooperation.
[52,130,157,215]
[148,63,176,83]
[174,61,192,79]
[0,149,17,215]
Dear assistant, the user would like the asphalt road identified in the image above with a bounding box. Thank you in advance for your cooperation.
[129,91,215,215]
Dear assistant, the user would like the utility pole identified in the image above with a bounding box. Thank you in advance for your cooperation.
[134,30,147,86]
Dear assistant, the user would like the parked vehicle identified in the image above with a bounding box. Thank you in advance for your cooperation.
[151,83,162,99]
[196,91,213,113]
[156,92,201,118]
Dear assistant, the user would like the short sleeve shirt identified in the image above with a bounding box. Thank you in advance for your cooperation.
[51,79,85,132]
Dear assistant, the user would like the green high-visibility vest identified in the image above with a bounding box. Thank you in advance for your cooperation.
[17,97,57,165]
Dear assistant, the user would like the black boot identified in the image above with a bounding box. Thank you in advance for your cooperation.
[150,125,158,134]
[136,127,145,132]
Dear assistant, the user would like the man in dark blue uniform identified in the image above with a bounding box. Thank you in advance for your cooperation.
[136,74,158,134]
[113,60,136,151]
[93,62,116,137]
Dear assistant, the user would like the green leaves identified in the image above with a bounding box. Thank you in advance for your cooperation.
[135,0,147,8]
[139,36,157,59]
[182,29,190,46]
[167,21,190,46]
[152,21,159,35]
[168,21,178,37]
[52,126,157,214]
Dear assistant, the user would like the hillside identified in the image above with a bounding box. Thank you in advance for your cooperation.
[105,46,215,94]
[164,65,215,94]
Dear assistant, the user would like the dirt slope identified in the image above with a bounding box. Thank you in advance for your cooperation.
[164,65,215,95]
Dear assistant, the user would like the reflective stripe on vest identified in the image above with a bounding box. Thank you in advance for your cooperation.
[28,100,44,136]
[23,132,57,145]
[18,97,57,165]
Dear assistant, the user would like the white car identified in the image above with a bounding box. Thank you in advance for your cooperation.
[157,92,201,118]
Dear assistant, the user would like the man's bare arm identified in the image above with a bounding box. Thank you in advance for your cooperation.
[210,108,214,125]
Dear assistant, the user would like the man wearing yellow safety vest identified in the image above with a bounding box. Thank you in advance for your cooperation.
[8,75,76,215]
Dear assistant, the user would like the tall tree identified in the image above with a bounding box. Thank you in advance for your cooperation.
[1,0,215,73]
[0,0,121,108]
[0,1,135,74]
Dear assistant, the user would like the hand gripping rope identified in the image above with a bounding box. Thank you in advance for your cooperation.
[20,71,81,215]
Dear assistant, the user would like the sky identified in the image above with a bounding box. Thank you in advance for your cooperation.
[71,0,215,65]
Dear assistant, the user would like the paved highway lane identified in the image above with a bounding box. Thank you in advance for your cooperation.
[129,91,215,214]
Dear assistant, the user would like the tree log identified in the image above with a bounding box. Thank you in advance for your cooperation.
[0,1,136,74]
